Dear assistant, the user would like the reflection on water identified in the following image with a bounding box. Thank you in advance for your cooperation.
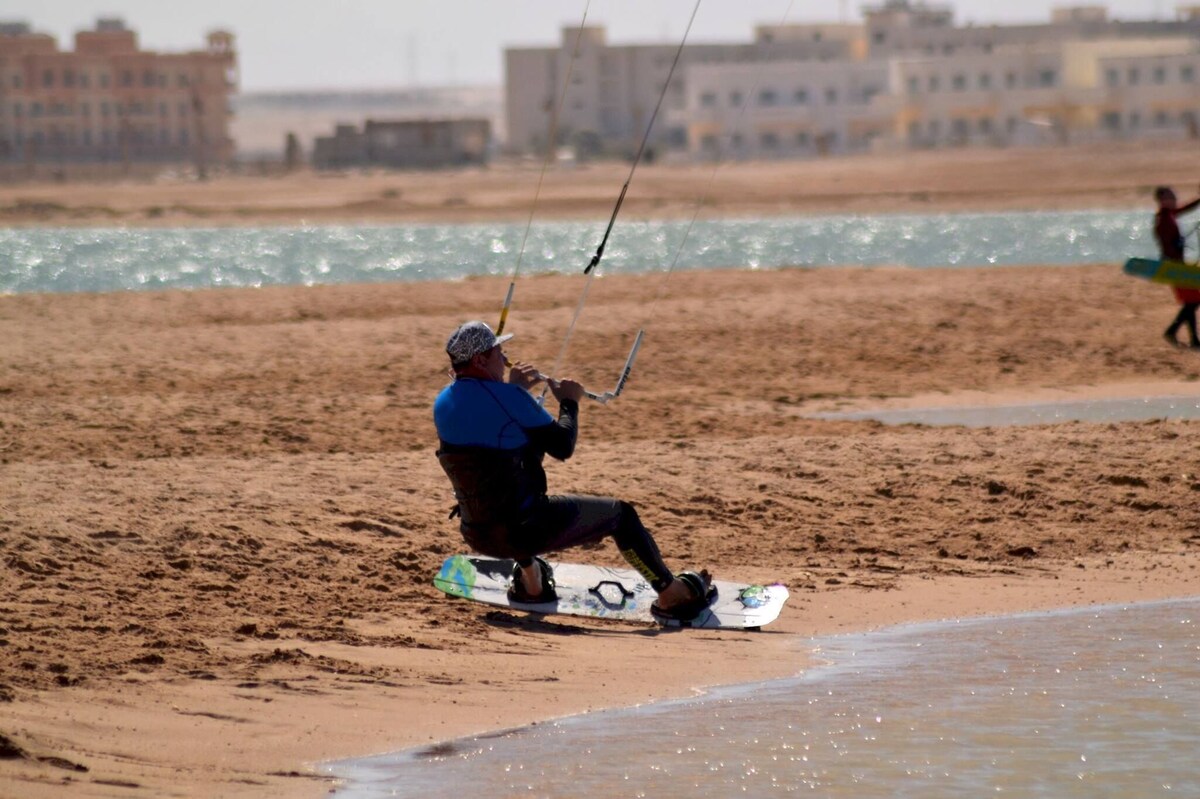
[0,209,1153,294]
[812,395,1200,427]
[328,600,1200,798]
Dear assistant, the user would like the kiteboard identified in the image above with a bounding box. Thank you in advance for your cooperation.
[434,554,789,630]
[1123,257,1200,289]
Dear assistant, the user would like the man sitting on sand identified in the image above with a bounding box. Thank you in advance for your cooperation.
[1154,185,1200,349]
[433,320,714,621]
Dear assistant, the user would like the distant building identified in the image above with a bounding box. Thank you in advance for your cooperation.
[312,118,491,170]
[231,87,502,161]
[0,18,237,176]
[506,3,1200,160]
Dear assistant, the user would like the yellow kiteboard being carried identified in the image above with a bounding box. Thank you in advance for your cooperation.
[1123,257,1200,290]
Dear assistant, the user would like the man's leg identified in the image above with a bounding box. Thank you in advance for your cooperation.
[523,496,675,590]
[1185,303,1200,347]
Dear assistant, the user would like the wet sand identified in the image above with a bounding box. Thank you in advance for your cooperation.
[3,143,1200,796]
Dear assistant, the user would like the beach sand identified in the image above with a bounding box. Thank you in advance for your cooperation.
[4,142,1200,796]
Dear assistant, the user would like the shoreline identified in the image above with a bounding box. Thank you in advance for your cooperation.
[0,139,1189,228]
[320,580,1200,778]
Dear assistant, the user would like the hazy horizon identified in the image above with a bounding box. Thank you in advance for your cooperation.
[0,0,1169,92]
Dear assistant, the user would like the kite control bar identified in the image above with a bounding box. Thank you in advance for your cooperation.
[533,330,644,406]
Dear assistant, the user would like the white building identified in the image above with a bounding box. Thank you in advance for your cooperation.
[504,3,1200,161]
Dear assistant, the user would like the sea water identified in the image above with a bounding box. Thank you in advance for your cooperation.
[0,209,1154,294]
[328,599,1200,798]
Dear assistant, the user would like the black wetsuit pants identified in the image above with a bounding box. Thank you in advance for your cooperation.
[1167,303,1200,345]
[460,495,675,591]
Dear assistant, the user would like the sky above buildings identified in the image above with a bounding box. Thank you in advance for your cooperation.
[1,0,1170,91]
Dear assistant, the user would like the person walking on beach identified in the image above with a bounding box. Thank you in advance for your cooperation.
[1154,185,1200,349]
[432,320,714,621]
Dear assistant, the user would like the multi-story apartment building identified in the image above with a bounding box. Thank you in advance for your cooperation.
[505,25,858,158]
[0,18,237,176]
[505,2,1200,161]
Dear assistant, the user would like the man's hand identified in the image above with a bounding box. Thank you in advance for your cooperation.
[507,361,544,391]
[548,377,586,404]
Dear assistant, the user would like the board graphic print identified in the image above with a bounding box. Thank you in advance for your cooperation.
[434,554,789,630]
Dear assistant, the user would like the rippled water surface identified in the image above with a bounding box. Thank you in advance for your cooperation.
[329,599,1200,798]
[1,209,1154,294]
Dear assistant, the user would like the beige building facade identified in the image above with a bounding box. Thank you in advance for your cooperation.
[0,18,237,177]
[505,3,1200,161]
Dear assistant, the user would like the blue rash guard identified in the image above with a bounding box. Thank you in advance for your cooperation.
[434,378,554,450]
[434,377,578,528]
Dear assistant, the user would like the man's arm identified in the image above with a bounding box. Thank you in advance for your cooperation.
[525,399,578,460]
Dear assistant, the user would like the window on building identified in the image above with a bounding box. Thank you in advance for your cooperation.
[160,103,168,116]
[1183,65,1196,83]
[929,119,941,136]
[907,120,920,139]
[11,75,21,89]
[979,73,991,89]
[952,118,968,137]
[796,131,810,146]
[178,102,188,117]
[81,102,90,117]
[759,89,778,106]
[952,74,966,90]
[143,70,155,87]
[1038,70,1056,87]
[700,91,717,107]
[80,73,89,88]
[731,132,744,148]
[1007,116,1017,133]
[160,129,169,144]
[1127,68,1139,85]
[873,31,886,45]
[907,76,919,94]
[794,88,809,104]
[1129,111,1140,129]
[31,103,42,118]
[979,118,992,134]
[180,129,190,145]
[42,69,54,88]
[13,103,21,118]
[63,70,75,88]
[1106,68,1119,87]
[928,75,940,91]
[1154,66,1166,84]
[761,132,779,148]
[1155,111,1169,127]
[101,102,111,117]
[1005,72,1017,89]
[824,87,837,103]
[730,90,743,107]
[178,74,190,88]
[100,73,110,88]
[121,70,133,87]
[102,130,112,145]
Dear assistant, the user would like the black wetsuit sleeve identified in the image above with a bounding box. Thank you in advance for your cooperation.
[526,399,578,461]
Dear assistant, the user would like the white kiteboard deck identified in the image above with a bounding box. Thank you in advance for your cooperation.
[434,554,789,630]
